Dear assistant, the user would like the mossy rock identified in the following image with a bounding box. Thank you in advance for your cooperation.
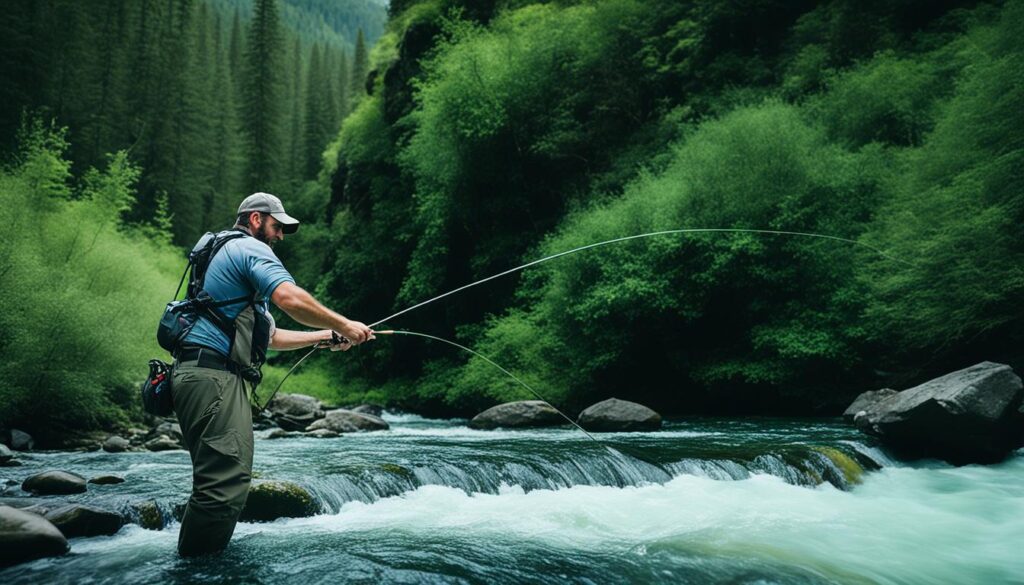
[238,480,317,522]
[380,463,413,479]
[129,500,166,531]
[813,446,864,485]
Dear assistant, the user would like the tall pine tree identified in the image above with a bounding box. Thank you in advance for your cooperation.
[285,37,304,187]
[351,28,368,102]
[210,11,243,225]
[241,0,285,193]
[303,43,328,177]
[336,47,350,123]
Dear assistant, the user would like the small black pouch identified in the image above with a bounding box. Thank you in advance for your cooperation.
[142,359,174,417]
[157,300,198,353]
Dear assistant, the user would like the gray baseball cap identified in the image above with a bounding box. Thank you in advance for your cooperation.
[237,192,300,234]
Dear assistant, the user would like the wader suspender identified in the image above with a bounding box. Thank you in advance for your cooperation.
[179,231,254,355]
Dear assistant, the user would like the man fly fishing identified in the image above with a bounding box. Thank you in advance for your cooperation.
[171,192,375,557]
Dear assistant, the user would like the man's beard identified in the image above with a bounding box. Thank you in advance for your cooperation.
[254,223,275,247]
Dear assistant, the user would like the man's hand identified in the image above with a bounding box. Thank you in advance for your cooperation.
[337,319,375,345]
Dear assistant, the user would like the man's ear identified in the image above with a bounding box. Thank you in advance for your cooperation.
[249,211,263,227]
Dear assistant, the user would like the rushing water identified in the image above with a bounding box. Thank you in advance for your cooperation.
[1,414,1021,584]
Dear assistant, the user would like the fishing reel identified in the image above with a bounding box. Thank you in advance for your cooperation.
[316,331,351,349]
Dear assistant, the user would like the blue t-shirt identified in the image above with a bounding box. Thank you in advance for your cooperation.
[182,231,295,355]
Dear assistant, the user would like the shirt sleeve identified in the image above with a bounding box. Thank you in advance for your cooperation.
[243,240,296,300]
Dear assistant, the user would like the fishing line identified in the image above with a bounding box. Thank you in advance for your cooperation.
[368,227,913,329]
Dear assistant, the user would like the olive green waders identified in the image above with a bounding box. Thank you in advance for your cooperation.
[172,360,254,557]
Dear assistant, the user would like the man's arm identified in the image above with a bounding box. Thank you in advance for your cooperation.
[270,282,374,344]
[269,328,351,351]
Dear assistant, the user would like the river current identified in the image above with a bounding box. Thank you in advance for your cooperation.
[1,414,1021,584]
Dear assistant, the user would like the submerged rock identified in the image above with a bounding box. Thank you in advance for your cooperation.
[0,505,69,567]
[577,398,662,432]
[842,389,898,421]
[44,504,123,538]
[252,412,277,431]
[103,436,131,453]
[22,471,87,495]
[468,400,564,430]
[855,361,1024,464]
[307,410,389,433]
[238,481,317,522]
[88,475,125,485]
[265,429,297,440]
[305,429,339,439]
[129,500,166,531]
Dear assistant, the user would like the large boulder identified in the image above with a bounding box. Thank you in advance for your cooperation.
[0,444,13,464]
[147,421,182,443]
[102,436,131,453]
[7,429,34,451]
[0,506,69,567]
[44,504,123,538]
[855,362,1024,464]
[268,394,323,419]
[238,481,317,522]
[469,400,564,430]
[577,398,662,432]
[269,394,325,432]
[22,471,87,495]
[145,436,182,452]
[274,413,318,432]
[306,410,389,433]
[842,389,898,421]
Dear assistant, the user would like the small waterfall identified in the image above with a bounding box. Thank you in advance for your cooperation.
[297,441,878,513]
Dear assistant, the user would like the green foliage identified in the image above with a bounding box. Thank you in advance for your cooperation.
[857,1,1024,355]
[812,51,948,147]
[445,102,886,408]
[396,0,657,317]
[0,120,182,437]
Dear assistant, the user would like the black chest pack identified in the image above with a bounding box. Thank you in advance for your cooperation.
[143,229,272,416]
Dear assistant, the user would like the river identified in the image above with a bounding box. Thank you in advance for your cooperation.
[1,414,1021,584]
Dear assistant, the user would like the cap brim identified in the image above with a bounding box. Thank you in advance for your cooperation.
[270,212,300,234]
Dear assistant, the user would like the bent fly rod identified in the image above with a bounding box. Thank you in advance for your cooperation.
[257,227,911,415]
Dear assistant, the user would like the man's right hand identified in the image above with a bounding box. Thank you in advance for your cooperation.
[338,319,375,344]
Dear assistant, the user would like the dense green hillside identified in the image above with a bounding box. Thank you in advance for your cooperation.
[305,0,1023,415]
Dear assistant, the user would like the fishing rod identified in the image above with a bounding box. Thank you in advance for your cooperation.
[257,227,910,412]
